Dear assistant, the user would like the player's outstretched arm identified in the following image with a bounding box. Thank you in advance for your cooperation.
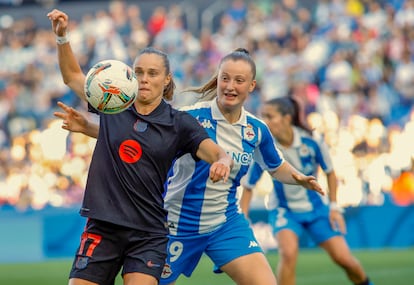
[54,101,99,138]
[239,186,253,219]
[47,9,86,101]
[196,139,233,183]
[269,161,324,195]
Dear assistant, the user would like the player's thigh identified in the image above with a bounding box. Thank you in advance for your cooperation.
[206,214,263,272]
[123,272,158,285]
[221,252,277,285]
[275,229,300,259]
[320,235,354,263]
[69,278,99,285]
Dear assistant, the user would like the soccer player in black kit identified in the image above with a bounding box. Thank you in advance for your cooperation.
[47,9,232,285]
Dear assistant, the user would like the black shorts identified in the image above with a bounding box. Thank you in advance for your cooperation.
[69,218,168,284]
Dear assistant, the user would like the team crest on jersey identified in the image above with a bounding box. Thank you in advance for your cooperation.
[161,263,172,278]
[243,124,255,141]
[75,256,89,269]
[134,119,148,132]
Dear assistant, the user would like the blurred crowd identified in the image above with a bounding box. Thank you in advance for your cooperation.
[1,0,414,211]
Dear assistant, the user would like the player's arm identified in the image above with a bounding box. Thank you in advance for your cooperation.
[240,161,263,218]
[326,170,346,233]
[268,161,324,195]
[196,139,233,183]
[54,101,99,138]
[47,9,86,101]
[240,186,253,218]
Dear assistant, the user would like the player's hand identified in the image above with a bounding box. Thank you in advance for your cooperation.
[292,173,324,195]
[54,101,88,133]
[47,9,69,36]
[209,157,232,183]
[329,210,346,234]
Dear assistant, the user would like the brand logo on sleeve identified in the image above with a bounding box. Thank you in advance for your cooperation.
[197,116,215,129]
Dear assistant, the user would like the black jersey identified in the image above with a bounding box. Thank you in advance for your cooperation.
[81,100,209,234]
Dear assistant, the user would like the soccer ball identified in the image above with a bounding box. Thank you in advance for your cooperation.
[84,59,138,114]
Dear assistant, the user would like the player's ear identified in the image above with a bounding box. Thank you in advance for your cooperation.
[249,79,256,93]
[165,72,172,87]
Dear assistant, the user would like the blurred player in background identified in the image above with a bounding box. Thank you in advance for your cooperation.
[241,96,373,285]
[47,9,232,285]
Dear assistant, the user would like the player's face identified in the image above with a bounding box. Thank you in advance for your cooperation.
[261,104,291,140]
[133,53,171,103]
[216,59,256,113]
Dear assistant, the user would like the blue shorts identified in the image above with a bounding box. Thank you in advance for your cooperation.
[160,213,262,284]
[268,207,341,245]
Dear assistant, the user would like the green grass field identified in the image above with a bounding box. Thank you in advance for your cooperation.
[1,248,412,285]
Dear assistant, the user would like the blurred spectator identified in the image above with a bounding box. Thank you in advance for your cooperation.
[1,0,414,210]
[391,158,414,206]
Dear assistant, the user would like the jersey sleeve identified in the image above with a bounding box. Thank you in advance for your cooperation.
[243,161,265,189]
[315,136,334,174]
[177,111,210,160]
[253,123,284,171]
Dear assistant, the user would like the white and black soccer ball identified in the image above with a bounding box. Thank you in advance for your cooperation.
[84,59,138,114]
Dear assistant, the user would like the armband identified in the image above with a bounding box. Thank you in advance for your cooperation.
[330,202,344,213]
[56,35,69,45]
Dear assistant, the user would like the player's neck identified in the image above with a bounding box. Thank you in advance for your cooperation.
[134,98,162,115]
[278,128,294,147]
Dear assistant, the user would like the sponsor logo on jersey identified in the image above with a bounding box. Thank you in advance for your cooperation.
[248,240,259,248]
[119,139,142,163]
[230,151,253,166]
[161,263,172,278]
[243,124,255,141]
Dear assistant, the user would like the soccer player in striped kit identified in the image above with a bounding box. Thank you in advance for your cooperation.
[160,49,323,285]
[241,96,373,285]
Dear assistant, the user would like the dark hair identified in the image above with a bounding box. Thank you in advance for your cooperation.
[136,47,176,101]
[266,96,313,135]
[183,48,256,100]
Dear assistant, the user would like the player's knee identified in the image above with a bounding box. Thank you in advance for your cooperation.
[278,248,298,264]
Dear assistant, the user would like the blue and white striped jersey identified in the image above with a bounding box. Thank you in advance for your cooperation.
[165,99,284,236]
[245,127,332,213]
